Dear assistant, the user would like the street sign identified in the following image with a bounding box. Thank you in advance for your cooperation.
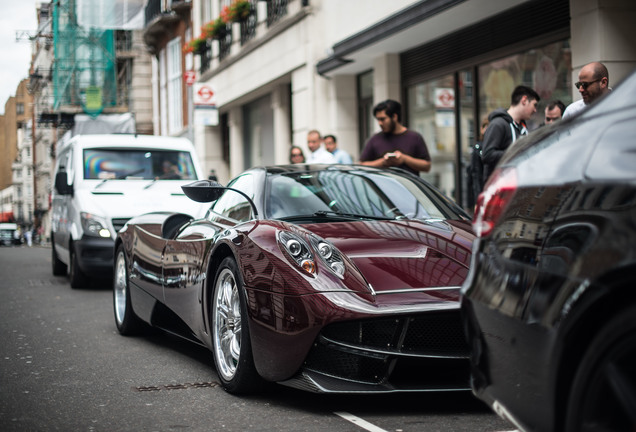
[194,83,216,106]
[184,70,196,86]
[435,88,455,109]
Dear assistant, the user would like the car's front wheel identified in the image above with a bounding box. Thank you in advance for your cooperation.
[113,246,144,335]
[211,257,261,394]
[565,304,636,432]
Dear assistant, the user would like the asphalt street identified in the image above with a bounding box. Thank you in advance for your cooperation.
[0,245,514,431]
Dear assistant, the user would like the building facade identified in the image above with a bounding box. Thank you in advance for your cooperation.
[182,0,635,208]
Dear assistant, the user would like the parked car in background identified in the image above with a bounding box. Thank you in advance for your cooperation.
[461,70,636,432]
[51,134,206,288]
[114,164,475,394]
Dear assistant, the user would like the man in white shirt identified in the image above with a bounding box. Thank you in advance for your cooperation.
[563,62,611,119]
[306,130,336,163]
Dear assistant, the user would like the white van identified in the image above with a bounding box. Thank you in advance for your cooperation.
[0,223,20,246]
[51,134,207,288]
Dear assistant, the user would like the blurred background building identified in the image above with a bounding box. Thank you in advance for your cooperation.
[0,0,634,238]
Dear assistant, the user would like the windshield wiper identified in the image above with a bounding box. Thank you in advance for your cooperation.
[95,168,146,189]
[313,210,393,220]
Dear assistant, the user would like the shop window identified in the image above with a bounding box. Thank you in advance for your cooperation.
[404,39,571,210]
[478,41,572,131]
[406,74,456,199]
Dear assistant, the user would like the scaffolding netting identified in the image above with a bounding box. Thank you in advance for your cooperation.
[52,0,145,116]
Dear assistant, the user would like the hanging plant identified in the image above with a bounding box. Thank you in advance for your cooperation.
[221,0,252,24]
[183,36,206,54]
[203,17,228,40]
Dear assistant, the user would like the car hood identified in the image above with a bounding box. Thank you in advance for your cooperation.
[303,218,473,299]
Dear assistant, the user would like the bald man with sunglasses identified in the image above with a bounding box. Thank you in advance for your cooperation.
[562,62,611,119]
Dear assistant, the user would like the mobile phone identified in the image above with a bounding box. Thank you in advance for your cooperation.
[386,152,396,158]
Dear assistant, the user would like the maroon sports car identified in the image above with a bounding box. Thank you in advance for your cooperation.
[113,164,474,394]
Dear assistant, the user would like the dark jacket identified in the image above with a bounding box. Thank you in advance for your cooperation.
[481,108,527,186]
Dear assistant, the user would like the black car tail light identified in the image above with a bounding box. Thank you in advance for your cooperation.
[473,167,517,238]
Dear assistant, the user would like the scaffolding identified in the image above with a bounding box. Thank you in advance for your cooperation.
[52,0,118,116]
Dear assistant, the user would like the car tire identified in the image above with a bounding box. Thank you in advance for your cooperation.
[211,257,262,394]
[564,304,636,432]
[113,246,144,335]
[51,236,67,276]
[69,242,89,289]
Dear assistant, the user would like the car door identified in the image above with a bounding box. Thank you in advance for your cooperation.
[162,220,223,336]
[162,174,257,336]
[129,224,167,303]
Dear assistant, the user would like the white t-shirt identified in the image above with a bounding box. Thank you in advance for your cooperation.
[307,146,337,163]
[562,99,586,119]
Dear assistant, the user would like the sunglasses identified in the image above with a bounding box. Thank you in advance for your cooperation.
[574,79,600,90]
[291,153,303,157]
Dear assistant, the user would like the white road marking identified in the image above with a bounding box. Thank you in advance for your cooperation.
[334,412,389,432]
[335,411,520,432]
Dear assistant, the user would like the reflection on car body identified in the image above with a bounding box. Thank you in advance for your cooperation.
[461,70,636,432]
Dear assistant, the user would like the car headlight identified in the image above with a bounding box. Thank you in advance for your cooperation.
[278,231,316,275]
[309,234,345,278]
[80,212,111,238]
[278,230,347,279]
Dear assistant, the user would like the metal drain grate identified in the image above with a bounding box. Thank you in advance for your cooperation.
[133,381,220,392]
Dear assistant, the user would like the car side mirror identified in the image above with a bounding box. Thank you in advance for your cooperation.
[181,180,259,218]
[181,180,226,202]
[55,171,73,195]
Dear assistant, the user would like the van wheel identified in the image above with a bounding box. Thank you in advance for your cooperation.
[51,236,67,276]
[69,243,89,289]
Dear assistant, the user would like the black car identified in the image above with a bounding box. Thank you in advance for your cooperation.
[461,70,636,432]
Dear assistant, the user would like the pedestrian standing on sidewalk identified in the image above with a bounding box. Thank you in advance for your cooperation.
[360,99,431,175]
[481,85,540,187]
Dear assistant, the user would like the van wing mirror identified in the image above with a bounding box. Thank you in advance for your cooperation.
[55,171,73,195]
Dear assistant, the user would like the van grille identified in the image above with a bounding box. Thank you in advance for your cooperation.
[112,218,131,233]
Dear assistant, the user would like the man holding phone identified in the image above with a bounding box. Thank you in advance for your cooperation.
[360,99,431,175]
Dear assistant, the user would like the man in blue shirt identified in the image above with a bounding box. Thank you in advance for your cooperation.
[324,134,352,164]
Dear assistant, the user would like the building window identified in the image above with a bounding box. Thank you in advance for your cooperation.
[159,50,168,136]
[16,103,24,115]
[167,37,183,135]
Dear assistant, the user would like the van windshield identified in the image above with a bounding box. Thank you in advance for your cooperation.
[83,149,198,180]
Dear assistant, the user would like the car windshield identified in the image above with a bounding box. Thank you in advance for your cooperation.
[266,168,463,221]
[83,149,198,181]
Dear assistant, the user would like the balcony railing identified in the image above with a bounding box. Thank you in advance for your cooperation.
[199,0,306,74]
[267,0,289,26]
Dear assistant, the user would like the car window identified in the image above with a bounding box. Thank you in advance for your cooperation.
[266,169,454,220]
[208,174,255,223]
